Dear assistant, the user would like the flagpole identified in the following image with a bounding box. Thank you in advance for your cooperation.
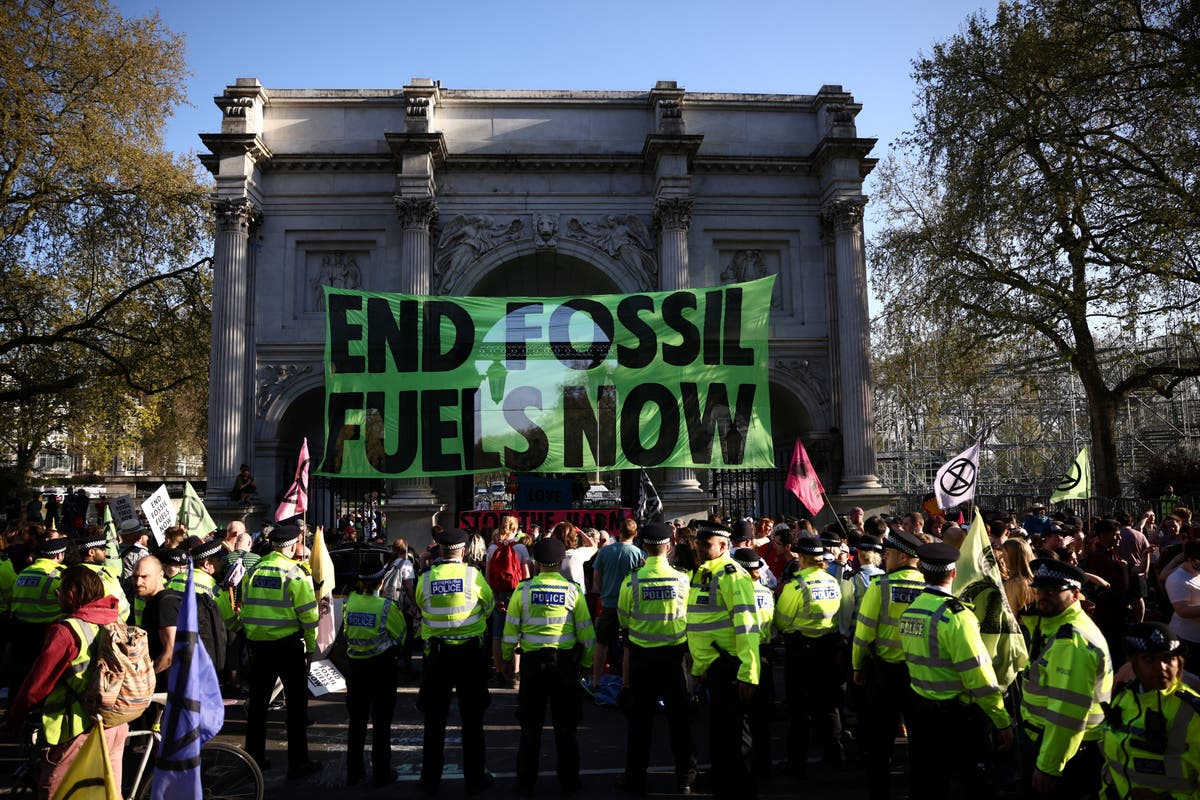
[819,489,851,539]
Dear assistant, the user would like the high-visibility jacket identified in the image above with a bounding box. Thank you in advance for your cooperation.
[852,567,924,668]
[899,587,1011,730]
[686,552,760,685]
[165,569,238,631]
[752,582,775,646]
[241,551,319,652]
[1102,679,1200,799]
[501,572,596,668]
[84,561,129,621]
[617,555,689,648]
[0,555,17,616]
[342,592,405,659]
[1021,601,1112,776]
[774,564,841,638]
[11,558,65,623]
[415,560,493,642]
[41,618,99,746]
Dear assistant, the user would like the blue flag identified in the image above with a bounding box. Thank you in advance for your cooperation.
[151,563,225,799]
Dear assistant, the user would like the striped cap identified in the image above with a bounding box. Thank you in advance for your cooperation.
[190,539,224,561]
[883,530,922,558]
[1030,559,1085,590]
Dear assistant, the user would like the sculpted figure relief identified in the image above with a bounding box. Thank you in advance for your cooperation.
[312,251,361,311]
[533,213,558,249]
[721,249,781,308]
[566,214,656,280]
[435,215,524,283]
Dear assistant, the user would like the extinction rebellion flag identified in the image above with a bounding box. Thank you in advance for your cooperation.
[318,277,776,478]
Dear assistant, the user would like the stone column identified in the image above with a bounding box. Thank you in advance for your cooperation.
[654,198,705,501]
[207,198,260,501]
[824,199,882,491]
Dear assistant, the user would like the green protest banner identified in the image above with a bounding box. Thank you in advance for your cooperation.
[319,276,776,478]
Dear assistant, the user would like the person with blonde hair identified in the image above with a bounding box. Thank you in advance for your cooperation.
[1001,538,1037,637]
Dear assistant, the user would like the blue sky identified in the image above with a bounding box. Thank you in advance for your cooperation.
[119,0,986,162]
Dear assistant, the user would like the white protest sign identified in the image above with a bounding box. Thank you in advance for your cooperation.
[140,485,175,546]
[109,494,139,528]
[307,659,347,696]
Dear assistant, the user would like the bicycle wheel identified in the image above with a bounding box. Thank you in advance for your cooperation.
[199,741,264,800]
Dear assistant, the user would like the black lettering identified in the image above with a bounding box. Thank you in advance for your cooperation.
[366,298,417,373]
[328,294,365,374]
[620,383,679,466]
[505,302,542,369]
[503,387,548,471]
[680,382,756,464]
[549,299,613,369]
[423,301,474,372]
[463,388,501,471]
[421,389,461,472]
[661,292,699,366]
[364,391,418,472]
[722,287,754,365]
[562,384,617,468]
[616,294,656,369]
[703,289,723,366]
[321,392,364,473]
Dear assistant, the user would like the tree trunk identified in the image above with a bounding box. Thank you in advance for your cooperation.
[1077,373,1122,499]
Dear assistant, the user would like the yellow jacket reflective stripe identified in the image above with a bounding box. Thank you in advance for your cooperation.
[899,588,1011,730]
[343,592,406,658]
[774,565,840,637]
[852,567,924,668]
[501,573,596,667]
[686,553,760,685]
[1020,602,1113,776]
[41,618,99,746]
[0,556,17,616]
[753,583,774,646]
[241,551,320,652]
[11,559,64,623]
[1102,680,1200,798]
[416,561,493,641]
[618,555,689,648]
[84,562,129,621]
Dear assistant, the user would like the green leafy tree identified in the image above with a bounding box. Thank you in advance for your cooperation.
[0,0,211,488]
[871,0,1200,498]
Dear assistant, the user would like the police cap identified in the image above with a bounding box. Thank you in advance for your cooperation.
[531,537,565,566]
[1124,622,1185,657]
[270,525,301,548]
[434,527,469,549]
[732,519,755,542]
[191,539,224,562]
[917,542,960,573]
[159,547,189,567]
[857,536,883,553]
[883,529,923,558]
[732,547,763,570]
[1030,559,1086,591]
[795,535,825,555]
[696,521,732,540]
[80,535,107,551]
[39,537,69,556]
[358,562,388,581]
[640,522,673,545]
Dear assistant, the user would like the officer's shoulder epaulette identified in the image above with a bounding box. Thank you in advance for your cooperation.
[945,597,966,614]
[1053,623,1076,641]
[1177,685,1200,715]
[724,563,739,575]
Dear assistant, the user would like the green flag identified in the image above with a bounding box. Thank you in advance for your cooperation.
[953,509,1028,689]
[179,482,217,538]
[102,505,120,569]
[1049,447,1091,503]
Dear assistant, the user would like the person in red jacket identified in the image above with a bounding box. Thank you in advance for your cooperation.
[5,565,129,797]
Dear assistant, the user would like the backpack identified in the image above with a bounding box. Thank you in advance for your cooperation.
[85,622,154,727]
[487,540,522,593]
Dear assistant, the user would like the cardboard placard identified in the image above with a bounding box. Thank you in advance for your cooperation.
[307,659,347,696]
[140,485,175,546]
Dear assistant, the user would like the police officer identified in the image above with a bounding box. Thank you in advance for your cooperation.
[414,527,495,795]
[240,524,321,779]
[899,542,1013,800]
[616,522,695,795]
[9,537,68,699]
[502,537,596,796]
[342,562,405,787]
[774,534,843,775]
[851,528,926,800]
[1021,559,1113,798]
[79,530,130,622]
[686,523,759,800]
[1102,622,1200,797]
[158,540,229,681]
[732,546,775,778]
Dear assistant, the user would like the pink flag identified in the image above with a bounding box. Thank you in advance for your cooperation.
[784,437,825,517]
[275,438,310,522]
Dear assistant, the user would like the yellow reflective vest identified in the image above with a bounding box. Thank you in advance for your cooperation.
[415,560,493,643]
[899,587,1011,730]
[241,551,319,652]
[501,572,596,668]
[0,555,17,616]
[686,552,760,685]
[1102,679,1200,799]
[342,592,406,659]
[852,567,924,668]
[1021,602,1113,776]
[12,558,64,624]
[753,582,775,646]
[165,569,238,632]
[84,562,129,622]
[41,618,98,746]
[617,555,689,648]
[774,564,841,637]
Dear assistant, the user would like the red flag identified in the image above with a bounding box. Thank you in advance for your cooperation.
[275,438,310,522]
[784,437,825,517]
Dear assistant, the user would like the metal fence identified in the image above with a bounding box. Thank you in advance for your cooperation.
[709,467,810,521]
[309,476,387,540]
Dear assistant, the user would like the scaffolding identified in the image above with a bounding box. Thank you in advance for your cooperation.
[873,334,1200,497]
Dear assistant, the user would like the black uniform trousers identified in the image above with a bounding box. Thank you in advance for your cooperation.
[245,634,310,771]
[784,630,844,771]
[859,657,914,800]
[706,651,756,800]
[345,648,397,783]
[418,637,491,792]
[907,695,995,800]
[622,642,696,790]
[515,647,582,793]
[1018,724,1103,799]
[748,643,775,775]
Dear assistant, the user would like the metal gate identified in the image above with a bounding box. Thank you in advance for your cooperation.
[309,476,388,541]
[709,467,807,521]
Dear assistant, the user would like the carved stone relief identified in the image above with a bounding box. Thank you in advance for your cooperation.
[434,215,525,289]
[565,214,657,279]
[720,249,783,309]
[774,358,832,424]
[532,213,558,249]
[309,251,362,311]
[256,363,313,418]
